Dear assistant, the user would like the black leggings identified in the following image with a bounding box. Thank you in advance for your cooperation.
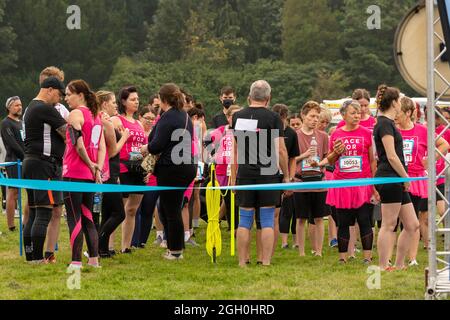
[157,165,196,252]
[279,195,297,234]
[64,179,98,262]
[337,204,373,254]
[98,177,125,253]
[23,207,52,261]
[132,190,159,247]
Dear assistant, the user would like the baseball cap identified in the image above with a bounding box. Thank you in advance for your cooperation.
[41,77,66,96]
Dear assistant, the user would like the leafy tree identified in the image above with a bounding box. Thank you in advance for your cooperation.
[340,0,417,94]
[0,0,17,73]
[145,0,192,62]
[282,0,341,64]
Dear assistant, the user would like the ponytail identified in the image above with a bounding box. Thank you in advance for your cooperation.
[67,79,99,117]
[376,84,400,113]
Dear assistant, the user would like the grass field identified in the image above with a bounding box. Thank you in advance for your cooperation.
[0,212,430,300]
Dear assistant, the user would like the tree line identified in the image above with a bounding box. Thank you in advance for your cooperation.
[0,0,417,120]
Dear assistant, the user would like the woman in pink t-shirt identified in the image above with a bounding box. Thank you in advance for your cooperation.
[63,80,106,268]
[397,98,449,264]
[111,86,148,254]
[324,101,377,263]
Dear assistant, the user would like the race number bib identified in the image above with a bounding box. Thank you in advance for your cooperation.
[403,139,414,166]
[302,156,321,172]
[339,156,362,173]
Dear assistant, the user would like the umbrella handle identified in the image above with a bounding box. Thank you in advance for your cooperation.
[213,247,216,263]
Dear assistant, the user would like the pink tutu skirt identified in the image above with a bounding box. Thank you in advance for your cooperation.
[408,171,428,198]
[409,179,427,198]
[326,185,372,209]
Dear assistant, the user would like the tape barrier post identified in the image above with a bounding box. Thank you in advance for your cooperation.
[17,161,22,257]
[231,191,235,257]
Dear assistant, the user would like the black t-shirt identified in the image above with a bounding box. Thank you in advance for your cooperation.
[0,117,25,162]
[212,112,228,129]
[373,116,406,177]
[284,126,300,159]
[23,100,67,160]
[232,106,284,180]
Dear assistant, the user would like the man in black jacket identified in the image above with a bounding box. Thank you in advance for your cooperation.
[1,96,25,232]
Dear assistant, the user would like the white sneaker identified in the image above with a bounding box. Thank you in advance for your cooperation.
[409,260,419,267]
[163,251,183,260]
[153,235,163,246]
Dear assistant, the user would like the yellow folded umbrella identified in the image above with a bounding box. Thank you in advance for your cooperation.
[206,164,222,263]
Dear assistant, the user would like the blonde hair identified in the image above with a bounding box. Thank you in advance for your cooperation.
[226,105,242,117]
[96,90,115,106]
[400,96,415,121]
[319,106,332,123]
[39,66,65,84]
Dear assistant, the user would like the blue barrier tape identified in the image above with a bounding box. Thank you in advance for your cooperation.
[0,176,430,193]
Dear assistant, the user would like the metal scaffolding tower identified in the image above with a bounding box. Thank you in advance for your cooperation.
[426,0,450,300]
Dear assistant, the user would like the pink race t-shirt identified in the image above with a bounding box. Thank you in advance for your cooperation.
[118,115,148,173]
[210,125,233,176]
[330,126,372,179]
[63,107,103,181]
[398,124,427,175]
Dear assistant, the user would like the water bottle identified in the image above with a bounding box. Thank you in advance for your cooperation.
[93,192,102,214]
[310,136,318,158]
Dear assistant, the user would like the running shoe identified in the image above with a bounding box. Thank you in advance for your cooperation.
[68,262,82,270]
[408,260,419,267]
[45,253,57,264]
[153,235,163,246]
[163,252,183,260]
[185,237,199,247]
[99,251,112,259]
[329,239,338,247]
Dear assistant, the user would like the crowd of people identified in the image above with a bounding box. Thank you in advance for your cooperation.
[1,65,449,271]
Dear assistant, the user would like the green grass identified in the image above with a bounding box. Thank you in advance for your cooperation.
[0,212,430,300]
